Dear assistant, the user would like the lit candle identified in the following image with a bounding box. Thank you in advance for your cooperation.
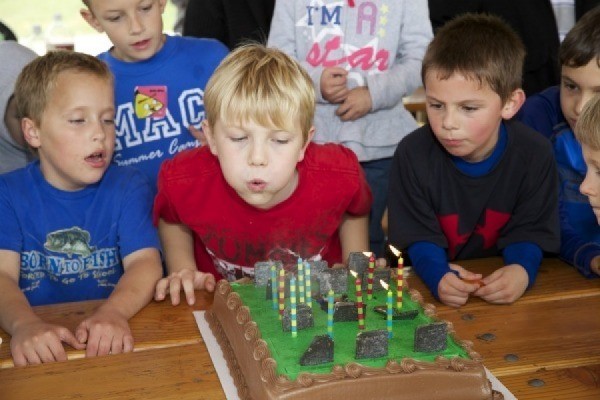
[290,276,297,337]
[278,268,285,319]
[381,280,393,339]
[367,252,375,300]
[304,261,312,308]
[297,258,305,304]
[327,289,334,338]
[270,264,277,310]
[351,270,365,330]
[389,245,404,310]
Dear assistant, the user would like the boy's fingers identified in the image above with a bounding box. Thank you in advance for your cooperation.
[169,278,182,306]
[181,277,196,305]
[59,327,86,350]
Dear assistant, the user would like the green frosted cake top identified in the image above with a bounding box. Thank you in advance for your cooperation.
[230,278,471,381]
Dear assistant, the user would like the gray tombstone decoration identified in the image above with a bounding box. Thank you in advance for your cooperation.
[414,322,448,352]
[316,266,348,296]
[254,260,283,287]
[356,329,388,359]
[300,335,334,366]
[348,252,369,276]
[282,303,314,332]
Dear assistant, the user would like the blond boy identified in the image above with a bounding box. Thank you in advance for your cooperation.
[153,44,372,305]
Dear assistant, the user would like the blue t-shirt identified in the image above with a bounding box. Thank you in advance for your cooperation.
[0,162,160,306]
[98,35,229,191]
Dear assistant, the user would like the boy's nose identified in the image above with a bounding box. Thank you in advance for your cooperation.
[580,172,594,197]
[129,15,144,34]
[441,110,458,131]
[248,143,267,166]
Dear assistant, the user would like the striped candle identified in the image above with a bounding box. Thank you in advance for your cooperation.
[355,275,365,330]
[297,258,305,304]
[327,289,334,338]
[270,264,277,310]
[387,288,393,338]
[304,261,312,308]
[290,276,297,337]
[278,268,285,319]
[367,253,375,300]
[396,258,403,310]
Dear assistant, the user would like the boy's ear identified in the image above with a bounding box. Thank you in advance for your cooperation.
[22,118,41,149]
[202,119,218,156]
[80,8,104,33]
[159,0,168,13]
[501,89,526,120]
[298,126,315,162]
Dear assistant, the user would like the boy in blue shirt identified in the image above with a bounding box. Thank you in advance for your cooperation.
[0,51,162,366]
[388,14,560,308]
[517,6,600,278]
[80,0,229,190]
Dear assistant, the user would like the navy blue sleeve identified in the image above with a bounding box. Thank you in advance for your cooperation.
[502,241,543,288]
[408,241,451,300]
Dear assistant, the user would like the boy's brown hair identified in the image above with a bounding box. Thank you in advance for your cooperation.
[559,6,600,68]
[575,94,600,150]
[203,44,315,144]
[421,13,525,103]
[14,50,112,125]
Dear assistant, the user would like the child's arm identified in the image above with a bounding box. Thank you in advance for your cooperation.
[154,219,215,306]
[0,250,84,366]
[75,248,162,358]
[339,213,369,264]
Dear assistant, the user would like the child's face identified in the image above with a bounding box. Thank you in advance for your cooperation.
[560,60,600,132]
[203,118,314,209]
[580,143,600,224]
[23,70,115,191]
[424,70,523,162]
[82,0,166,62]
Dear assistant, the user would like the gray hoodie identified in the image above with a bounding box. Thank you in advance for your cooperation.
[0,41,37,174]
[268,0,432,161]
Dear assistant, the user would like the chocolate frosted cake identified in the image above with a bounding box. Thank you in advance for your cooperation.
[207,276,502,400]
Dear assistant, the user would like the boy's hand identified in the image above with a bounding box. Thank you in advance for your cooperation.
[75,306,133,358]
[154,270,216,306]
[474,264,529,304]
[10,320,84,366]
[336,87,372,121]
[437,264,482,308]
[320,67,349,104]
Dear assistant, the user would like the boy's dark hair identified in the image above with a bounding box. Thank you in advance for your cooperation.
[421,13,525,103]
[559,5,600,68]
[15,50,112,125]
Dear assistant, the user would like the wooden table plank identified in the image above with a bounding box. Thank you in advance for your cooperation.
[497,364,600,400]
[438,296,600,376]
[0,343,226,400]
[0,290,213,368]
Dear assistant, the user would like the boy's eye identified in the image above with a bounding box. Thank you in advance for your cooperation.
[563,82,578,92]
[103,118,115,125]
[230,136,247,142]
[69,119,85,124]
[106,15,121,22]
[273,138,290,144]
[427,102,442,110]
[462,105,479,112]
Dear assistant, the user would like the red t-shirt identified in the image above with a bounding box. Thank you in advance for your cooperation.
[154,142,372,281]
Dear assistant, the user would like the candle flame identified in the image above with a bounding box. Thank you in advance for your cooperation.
[380,280,389,290]
[389,244,401,257]
[350,270,358,278]
[362,251,373,257]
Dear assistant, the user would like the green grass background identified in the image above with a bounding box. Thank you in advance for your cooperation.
[0,0,176,41]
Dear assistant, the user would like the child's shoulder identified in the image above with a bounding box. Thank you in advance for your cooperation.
[303,142,362,172]
[158,145,217,181]
[170,35,229,59]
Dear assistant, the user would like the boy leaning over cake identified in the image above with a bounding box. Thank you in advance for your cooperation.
[153,44,373,306]
[388,14,560,308]
[0,51,163,366]
[575,93,600,276]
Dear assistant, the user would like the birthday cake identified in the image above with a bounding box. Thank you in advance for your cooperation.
[206,260,502,400]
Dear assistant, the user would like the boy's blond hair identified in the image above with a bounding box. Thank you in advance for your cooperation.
[203,44,315,144]
[14,50,112,125]
[421,13,525,103]
[575,94,600,150]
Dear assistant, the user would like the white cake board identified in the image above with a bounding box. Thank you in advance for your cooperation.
[194,311,516,400]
